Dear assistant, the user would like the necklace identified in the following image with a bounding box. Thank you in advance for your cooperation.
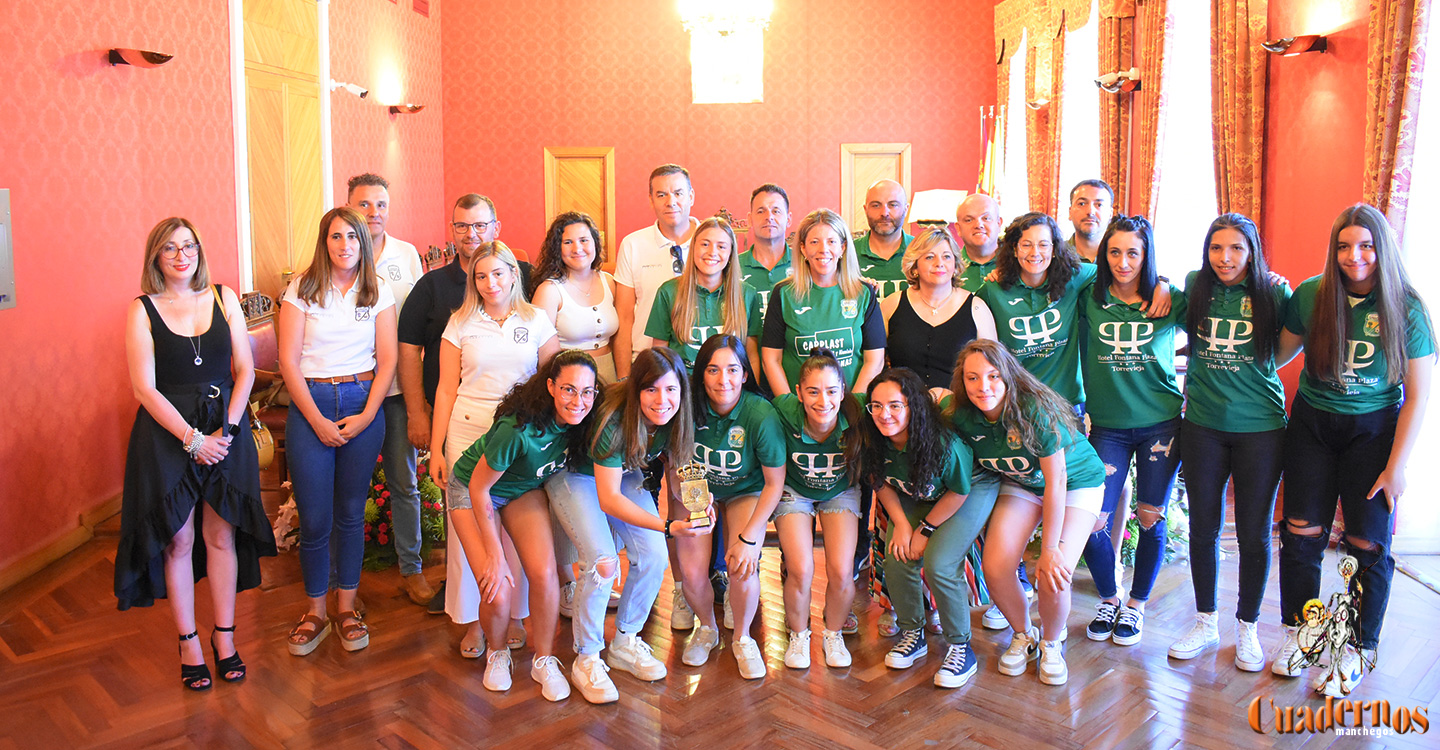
[159,292,203,364]
[913,287,954,314]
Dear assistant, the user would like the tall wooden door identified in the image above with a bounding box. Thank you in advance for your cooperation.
[543,148,617,268]
[244,0,322,300]
[839,143,913,236]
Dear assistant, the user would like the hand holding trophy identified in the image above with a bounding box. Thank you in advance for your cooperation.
[677,462,713,529]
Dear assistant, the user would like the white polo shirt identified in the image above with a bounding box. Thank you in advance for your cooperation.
[374,233,425,397]
[440,307,559,463]
[615,218,699,358]
[283,276,396,379]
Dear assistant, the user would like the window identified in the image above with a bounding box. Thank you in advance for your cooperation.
[1056,0,1101,211]
[1000,28,1031,220]
[1150,0,1217,285]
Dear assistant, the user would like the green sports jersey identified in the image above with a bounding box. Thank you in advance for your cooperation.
[854,231,913,299]
[644,277,763,368]
[737,248,792,317]
[943,395,1105,492]
[690,391,786,497]
[1285,275,1436,414]
[453,415,572,500]
[882,432,974,502]
[1183,272,1291,432]
[976,263,1097,404]
[1079,283,1186,429]
[957,254,998,293]
[772,393,860,501]
[761,281,886,390]
[577,414,673,476]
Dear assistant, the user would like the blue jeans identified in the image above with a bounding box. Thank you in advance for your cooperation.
[1083,418,1181,603]
[382,395,423,575]
[546,469,668,655]
[287,381,386,599]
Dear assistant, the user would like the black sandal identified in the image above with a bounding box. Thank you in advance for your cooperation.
[179,631,212,691]
[211,625,246,682]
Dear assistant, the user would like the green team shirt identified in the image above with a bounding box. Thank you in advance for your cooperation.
[772,393,860,501]
[737,248,792,317]
[976,263,1097,404]
[854,231,913,299]
[1064,236,1098,265]
[958,253,998,293]
[1285,276,1436,414]
[762,281,886,390]
[1184,272,1292,432]
[943,396,1105,492]
[882,432,974,502]
[1079,283,1187,429]
[645,277,763,368]
[577,415,673,476]
[453,415,572,500]
[690,390,786,497]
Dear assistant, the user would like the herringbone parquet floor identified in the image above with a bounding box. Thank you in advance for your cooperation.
[2,500,1437,749]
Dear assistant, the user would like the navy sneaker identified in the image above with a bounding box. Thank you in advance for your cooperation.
[884,628,929,669]
[934,642,978,688]
[1086,601,1120,641]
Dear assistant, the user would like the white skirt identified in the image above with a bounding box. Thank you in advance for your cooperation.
[443,408,531,624]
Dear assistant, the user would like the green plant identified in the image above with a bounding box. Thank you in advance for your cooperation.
[362,455,446,571]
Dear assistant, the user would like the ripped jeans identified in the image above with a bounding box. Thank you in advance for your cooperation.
[545,469,668,655]
[1082,417,1181,603]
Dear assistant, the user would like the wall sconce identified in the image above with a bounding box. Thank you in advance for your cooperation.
[1096,67,1142,93]
[108,48,173,67]
[389,104,424,115]
[330,80,369,98]
[1261,34,1328,55]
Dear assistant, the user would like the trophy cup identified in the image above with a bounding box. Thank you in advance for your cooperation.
[676,462,712,529]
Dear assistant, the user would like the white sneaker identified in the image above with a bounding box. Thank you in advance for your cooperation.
[483,649,512,692]
[733,636,766,679]
[784,629,811,669]
[558,581,576,619]
[999,627,1039,676]
[878,609,900,637]
[671,587,695,631]
[981,604,1009,630]
[1168,611,1220,660]
[1235,619,1265,672]
[571,653,618,704]
[1270,625,1303,677]
[530,655,571,702]
[607,632,667,681]
[683,625,721,666]
[723,595,734,630]
[822,629,852,668]
[1038,639,1067,685]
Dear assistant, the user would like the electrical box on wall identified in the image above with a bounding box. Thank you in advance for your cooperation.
[0,189,13,311]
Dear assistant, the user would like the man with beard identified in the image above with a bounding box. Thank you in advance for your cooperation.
[955,192,1005,293]
[1064,179,1115,264]
[737,183,793,317]
[854,179,913,299]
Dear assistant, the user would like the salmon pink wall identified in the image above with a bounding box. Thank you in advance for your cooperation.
[441,0,998,255]
[0,1,240,570]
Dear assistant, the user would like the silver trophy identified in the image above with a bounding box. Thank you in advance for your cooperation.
[676,462,712,528]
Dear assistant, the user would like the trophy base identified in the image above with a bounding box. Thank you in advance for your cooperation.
[687,511,712,529]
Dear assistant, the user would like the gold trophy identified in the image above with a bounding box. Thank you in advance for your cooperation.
[676,462,712,529]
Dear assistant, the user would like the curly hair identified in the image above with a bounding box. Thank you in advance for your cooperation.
[857,368,952,494]
[995,212,1079,303]
[533,211,604,288]
[945,340,1079,456]
[495,350,600,469]
[589,347,695,470]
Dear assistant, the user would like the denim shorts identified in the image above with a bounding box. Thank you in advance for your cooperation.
[446,473,514,512]
[773,485,862,518]
[998,480,1104,517]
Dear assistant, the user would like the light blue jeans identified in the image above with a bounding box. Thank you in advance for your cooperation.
[381,395,423,576]
[546,469,667,655]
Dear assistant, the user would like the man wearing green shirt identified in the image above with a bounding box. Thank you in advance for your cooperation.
[738,184,793,317]
[854,179,913,299]
[955,192,1004,292]
[1063,179,1114,264]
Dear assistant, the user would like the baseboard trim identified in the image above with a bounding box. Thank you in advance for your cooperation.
[0,492,122,595]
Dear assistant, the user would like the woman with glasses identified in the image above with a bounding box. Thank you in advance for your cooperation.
[645,217,763,371]
[117,218,276,689]
[532,211,619,383]
[430,241,559,659]
[446,350,601,702]
[279,207,396,656]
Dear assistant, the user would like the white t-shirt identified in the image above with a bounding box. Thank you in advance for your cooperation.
[374,234,425,397]
[283,276,396,378]
[614,218,699,358]
[440,307,558,463]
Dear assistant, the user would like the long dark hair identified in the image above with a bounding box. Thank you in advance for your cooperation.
[1185,213,1280,364]
[797,347,864,474]
[690,334,759,429]
[1093,214,1159,304]
[589,347,695,469]
[858,368,951,493]
[945,340,1079,455]
[495,350,600,468]
[533,211,604,288]
[995,212,1079,302]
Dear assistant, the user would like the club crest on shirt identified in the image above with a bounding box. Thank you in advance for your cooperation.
[1241,295,1253,318]
[1364,312,1380,337]
[388,266,402,281]
[354,307,371,322]
[514,327,529,343]
[1006,429,1022,450]
[727,426,746,448]
[841,299,858,319]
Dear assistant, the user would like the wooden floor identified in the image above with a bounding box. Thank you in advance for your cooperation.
[2,512,1437,749]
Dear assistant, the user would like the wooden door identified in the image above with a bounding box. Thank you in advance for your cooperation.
[839,143,913,236]
[543,147,617,268]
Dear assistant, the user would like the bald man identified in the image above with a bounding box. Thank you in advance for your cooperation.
[954,193,1005,293]
[854,179,913,299]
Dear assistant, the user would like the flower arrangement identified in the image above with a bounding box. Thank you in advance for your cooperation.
[363,453,446,571]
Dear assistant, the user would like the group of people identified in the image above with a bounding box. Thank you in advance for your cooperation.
[116,164,1433,705]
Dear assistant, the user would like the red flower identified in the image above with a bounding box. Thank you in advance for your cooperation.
[381,490,391,498]
[377,497,386,507]
[379,523,388,533]
[377,534,389,545]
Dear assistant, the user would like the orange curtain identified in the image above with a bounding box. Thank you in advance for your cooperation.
[1364,0,1430,241]
[1099,1,1136,209]
[1210,0,1267,223]
[1131,0,1173,219]
[1027,22,1067,216]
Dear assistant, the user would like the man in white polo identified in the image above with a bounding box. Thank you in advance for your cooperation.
[613,163,700,379]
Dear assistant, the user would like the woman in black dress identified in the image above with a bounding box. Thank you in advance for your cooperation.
[116,218,276,690]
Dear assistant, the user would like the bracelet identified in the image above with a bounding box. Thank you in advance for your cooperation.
[181,426,194,445]
[738,533,757,546]
[663,519,674,540]
[186,430,206,456]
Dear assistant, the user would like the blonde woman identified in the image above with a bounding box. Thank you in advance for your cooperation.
[645,216,762,371]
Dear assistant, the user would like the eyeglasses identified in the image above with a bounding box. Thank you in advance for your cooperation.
[557,384,599,402]
[453,220,496,235]
[161,242,200,259]
[670,245,683,275]
[865,401,908,415]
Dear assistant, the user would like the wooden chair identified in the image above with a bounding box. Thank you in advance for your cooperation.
[243,292,289,485]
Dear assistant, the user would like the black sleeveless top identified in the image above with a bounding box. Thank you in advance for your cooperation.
[139,289,233,388]
[886,290,979,389]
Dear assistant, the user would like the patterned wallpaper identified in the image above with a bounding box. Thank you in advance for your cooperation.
[441,0,998,255]
[0,0,240,569]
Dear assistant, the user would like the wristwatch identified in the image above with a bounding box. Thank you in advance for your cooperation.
[918,520,937,538]
[226,422,242,438]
